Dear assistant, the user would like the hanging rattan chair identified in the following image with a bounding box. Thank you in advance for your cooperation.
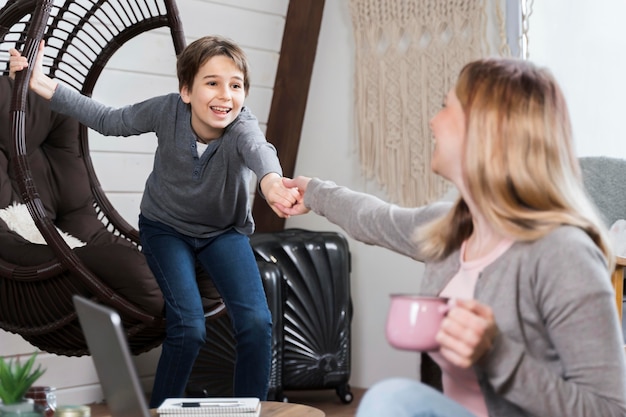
[0,0,224,357]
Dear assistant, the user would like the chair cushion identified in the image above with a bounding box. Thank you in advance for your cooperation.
[0,202,85,247]
[75,243,164,316]
[0,77,92,219]
[0,76,163,316]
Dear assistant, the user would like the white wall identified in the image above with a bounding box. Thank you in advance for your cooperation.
[526,1,626,159]
[2,0,624,405]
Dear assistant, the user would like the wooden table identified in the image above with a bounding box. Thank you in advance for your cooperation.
[89,401,325,417]
[257,401,325,416]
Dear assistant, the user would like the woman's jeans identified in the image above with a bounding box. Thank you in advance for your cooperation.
[139,215,272,408]
[357,378,478,417]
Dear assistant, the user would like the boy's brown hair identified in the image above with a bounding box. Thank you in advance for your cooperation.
[176,35,250,96]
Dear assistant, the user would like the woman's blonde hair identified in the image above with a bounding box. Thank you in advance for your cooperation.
[417,58,613,269]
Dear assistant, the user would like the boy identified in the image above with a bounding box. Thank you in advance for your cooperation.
[10,35,298,406]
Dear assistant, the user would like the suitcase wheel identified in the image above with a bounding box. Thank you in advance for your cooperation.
[337,383,354,404]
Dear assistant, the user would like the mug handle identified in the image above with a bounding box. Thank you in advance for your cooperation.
[438,304,451,315]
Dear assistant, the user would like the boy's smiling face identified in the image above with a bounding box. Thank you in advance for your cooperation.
[180,54,246,142]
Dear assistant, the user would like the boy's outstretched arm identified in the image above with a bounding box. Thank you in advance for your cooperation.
[259,173,300,218]
[9,40,58,99]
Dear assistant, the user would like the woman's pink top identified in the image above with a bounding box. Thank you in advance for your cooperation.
[428,238,513,417]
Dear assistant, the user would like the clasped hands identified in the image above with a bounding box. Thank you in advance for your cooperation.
[259,175,310,219]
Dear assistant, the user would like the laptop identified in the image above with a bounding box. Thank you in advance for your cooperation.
[73,295,152,417]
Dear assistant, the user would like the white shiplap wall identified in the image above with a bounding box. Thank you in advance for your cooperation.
[0,0,288,406]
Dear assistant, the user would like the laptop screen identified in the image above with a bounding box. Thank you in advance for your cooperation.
[73,295,152,417]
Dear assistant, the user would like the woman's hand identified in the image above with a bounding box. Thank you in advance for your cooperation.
[8,40,58,99]
[436,298,498,368]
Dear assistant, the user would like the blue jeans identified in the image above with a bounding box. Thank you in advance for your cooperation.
[139,215,272,407]
[357,378,478,417]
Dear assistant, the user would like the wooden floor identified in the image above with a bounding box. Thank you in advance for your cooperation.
[282,387,365,417]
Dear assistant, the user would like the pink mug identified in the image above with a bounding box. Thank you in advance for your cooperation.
[386,294,449,352]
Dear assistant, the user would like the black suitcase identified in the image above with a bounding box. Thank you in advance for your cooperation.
[186,260,285,400]
[250,228,354,403]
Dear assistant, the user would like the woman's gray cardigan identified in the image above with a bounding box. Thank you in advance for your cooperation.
[304,178,626,417]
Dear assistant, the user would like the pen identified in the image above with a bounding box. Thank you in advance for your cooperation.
[175,401,243,407]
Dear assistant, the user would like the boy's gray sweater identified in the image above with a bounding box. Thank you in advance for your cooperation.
[51,84,282,237]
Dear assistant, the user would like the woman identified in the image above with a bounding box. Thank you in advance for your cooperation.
[280,58,626,416]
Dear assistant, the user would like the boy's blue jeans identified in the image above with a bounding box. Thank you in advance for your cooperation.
[357,378,478,417]
[139,214,272,408]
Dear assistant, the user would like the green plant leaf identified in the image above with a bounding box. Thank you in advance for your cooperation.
[0,353,46,405]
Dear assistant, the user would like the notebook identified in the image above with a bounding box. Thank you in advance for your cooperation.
[157,397,260,416]
[73,295,152,417]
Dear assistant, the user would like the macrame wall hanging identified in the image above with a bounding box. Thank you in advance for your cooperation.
[520,0,534,59]
[349,0,508,206]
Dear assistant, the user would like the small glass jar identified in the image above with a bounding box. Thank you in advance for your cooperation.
[25,386,56,417]
[55,405,90,417]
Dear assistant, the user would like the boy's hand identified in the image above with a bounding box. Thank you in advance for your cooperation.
[260,173,300,218]
[9,40,58,99]
[8,47,29,79]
